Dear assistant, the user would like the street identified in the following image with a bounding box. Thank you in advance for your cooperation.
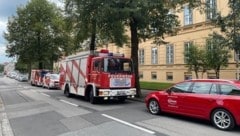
[0,76,240,136]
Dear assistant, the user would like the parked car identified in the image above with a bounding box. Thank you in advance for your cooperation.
[42,73,60,89]
[145,79,240,130]
[16,74,28,82]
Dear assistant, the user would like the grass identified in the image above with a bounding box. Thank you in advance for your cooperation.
[140,81,173,90]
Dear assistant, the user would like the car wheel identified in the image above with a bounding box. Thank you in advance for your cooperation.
[211,109,235,130]
[148,99,161,115]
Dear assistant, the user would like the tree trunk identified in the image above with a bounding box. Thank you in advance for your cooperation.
[90,20,96,55]
[130,17,142,98]
[194,69,199,79]
[37,31,43,69]
[216,67,220,79]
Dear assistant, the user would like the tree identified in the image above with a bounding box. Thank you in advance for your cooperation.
[205,32,231,79]
[184,44,206,79]
[4,0,68,71]
[213,0,240,79]
[64,0,127,54]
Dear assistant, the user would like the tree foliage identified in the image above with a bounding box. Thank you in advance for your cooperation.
[214,0,240,52]
[4,0,69,70]
[205,32,231,78]
[184,44,205,79]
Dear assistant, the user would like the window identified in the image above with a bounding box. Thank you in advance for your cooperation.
[166,72,173,81]
[166,45,174,64]
[234,50,240,61]
[184,72,192,80]
[192,82,212,94]
[170,82,192,93]
[93,60,102,71]
[184,41,193,63]
[139,49,144,65]
[206,0,217,20]
[151,47,158,64]
[184,5,193,25]
[210,84,218,94]
[151,72,157,80]
[219,84,238,95]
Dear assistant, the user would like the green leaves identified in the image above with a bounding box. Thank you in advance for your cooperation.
[4,0,67,70]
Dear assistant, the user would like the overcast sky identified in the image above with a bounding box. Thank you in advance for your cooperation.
[0,0,63,64]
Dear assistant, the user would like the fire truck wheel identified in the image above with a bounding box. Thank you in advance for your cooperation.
[89,89,97,104]
[64,85,72,97]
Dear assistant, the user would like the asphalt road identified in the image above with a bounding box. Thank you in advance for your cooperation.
[0,76,240,136]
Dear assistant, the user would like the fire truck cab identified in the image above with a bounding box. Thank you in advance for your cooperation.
[59,49,136,104]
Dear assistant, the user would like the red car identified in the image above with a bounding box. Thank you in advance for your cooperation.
[145,79,240,130]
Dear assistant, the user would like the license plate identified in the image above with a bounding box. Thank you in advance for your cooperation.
[117,91,126,95]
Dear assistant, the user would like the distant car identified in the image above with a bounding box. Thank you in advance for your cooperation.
[17,74,28,82]
[42,73,60,89]
[145,79,240,130]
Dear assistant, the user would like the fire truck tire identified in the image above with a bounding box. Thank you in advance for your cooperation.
[64,85,72,97]
[89,89,97,104]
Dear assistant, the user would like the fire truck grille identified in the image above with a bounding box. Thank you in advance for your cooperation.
[110,78,131,88]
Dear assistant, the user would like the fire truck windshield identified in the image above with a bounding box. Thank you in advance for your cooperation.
[104,58,133,73]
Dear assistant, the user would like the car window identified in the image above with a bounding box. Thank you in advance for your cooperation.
[219,84,239,95]
[192,82,212,94]
[210,83,218,94]
[169,82,192,93]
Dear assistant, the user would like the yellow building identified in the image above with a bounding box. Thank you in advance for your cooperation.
[100,0,238,83]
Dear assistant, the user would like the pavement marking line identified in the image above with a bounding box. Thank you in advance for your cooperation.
[59,99,79,107]
[102,114,155,135]
[40,93,50,97]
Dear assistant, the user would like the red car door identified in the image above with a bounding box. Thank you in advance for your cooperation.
[179,82,218,118]
[163,81,192,114]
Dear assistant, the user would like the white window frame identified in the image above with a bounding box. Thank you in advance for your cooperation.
[151,47,158,64]
[184,41,193,63]
[166,45,174,64]
[184,5,193,25]
[139,49,144,65]
[206,0,217,20]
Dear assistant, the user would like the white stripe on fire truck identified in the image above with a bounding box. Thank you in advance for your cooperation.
[66,62,78,92]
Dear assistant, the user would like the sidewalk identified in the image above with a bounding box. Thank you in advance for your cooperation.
[129,89,155,102]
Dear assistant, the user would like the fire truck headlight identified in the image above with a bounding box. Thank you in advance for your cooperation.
[99,91,109,96]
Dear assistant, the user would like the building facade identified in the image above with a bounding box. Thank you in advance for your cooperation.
[138,0,239,83]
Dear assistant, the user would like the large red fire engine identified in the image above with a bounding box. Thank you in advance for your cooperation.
[59,49,136,104]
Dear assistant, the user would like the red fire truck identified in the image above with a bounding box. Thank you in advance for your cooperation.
[59,49,136,104]
[30,69,51,86]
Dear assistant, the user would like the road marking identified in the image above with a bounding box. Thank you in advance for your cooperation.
[102,114,155,135]
[59,99,79,107]
[40,93,50,97]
